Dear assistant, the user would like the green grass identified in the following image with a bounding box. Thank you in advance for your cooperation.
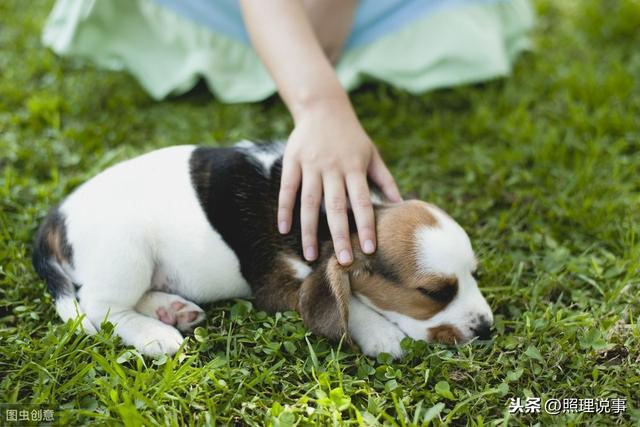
[1,0,639,425]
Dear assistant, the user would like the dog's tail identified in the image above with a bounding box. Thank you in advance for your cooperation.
[32,209,97,334]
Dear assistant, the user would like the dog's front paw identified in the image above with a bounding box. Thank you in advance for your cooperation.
[348,298,406,359]
[353,323,406,359]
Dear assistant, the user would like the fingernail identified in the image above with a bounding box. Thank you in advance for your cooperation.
[363,240,375,254]
[305,246,316,260]
[278,221,288,234]
[338,250,352,265]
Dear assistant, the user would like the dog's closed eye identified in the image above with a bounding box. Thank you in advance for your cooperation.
[417,283,457,304]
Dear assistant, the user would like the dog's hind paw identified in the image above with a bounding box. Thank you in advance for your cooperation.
[136,291,206,332]
[158,300,206,331]
[135,323,185,356]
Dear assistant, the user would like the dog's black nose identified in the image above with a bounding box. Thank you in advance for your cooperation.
[473,322,492,340]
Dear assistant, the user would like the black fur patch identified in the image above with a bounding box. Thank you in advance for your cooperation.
[189,142,362,291]
[371,256,403,285]
[418,277,458,304]
[32,208,74,299]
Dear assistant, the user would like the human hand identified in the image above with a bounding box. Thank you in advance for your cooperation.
[277,99,402,265]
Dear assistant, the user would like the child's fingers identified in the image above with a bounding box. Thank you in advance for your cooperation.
[300,171,322,261]
[323,173,352,266]
[345,172,376,255]
[278,157,301,234]
[368,149,402,203]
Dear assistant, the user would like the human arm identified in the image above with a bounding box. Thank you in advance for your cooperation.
[240,0,402,264]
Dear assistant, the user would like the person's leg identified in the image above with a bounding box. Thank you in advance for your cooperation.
[303,0,358,63]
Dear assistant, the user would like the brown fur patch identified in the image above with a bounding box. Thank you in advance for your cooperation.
[296,253,353,344]
[351,273,455,320]
[44,213,73,265]
[323,258,351,335]
[375,200,438,284]
[427,324,464,345]
[252,254,305,313]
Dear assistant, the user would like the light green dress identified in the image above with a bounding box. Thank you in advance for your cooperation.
[42,0,534,103]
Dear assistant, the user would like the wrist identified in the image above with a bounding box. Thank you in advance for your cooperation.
[290,90,355,124]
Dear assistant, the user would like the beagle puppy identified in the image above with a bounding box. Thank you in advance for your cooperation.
[33,141,493,358]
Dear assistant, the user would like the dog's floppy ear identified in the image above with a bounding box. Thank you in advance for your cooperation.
[298,256,352,343]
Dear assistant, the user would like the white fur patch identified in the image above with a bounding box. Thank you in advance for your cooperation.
[55,295,97,334]
[369,192,384,205]
[242,140,285,177]
[285,256,312,280]
[415,207,476,276]
[234,140,255,148]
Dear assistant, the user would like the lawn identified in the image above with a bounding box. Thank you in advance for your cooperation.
[1,0,639,425]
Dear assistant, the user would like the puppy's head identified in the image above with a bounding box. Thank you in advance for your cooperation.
[298,200,493,346]
[354,200,493,344]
